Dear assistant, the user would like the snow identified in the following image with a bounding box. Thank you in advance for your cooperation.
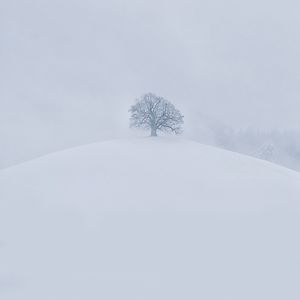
[0,138,300,300]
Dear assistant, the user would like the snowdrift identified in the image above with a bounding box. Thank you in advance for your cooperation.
[0,138,299,300]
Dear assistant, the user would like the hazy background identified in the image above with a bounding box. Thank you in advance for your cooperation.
[1,0,300,169]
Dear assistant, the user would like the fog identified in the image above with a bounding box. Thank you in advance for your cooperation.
[1,0,300,168]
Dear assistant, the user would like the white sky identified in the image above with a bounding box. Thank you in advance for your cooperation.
[1,0,300,166]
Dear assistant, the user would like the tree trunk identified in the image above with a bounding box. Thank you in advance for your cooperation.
[151,128,157,137]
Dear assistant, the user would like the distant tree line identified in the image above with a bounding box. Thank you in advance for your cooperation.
[212,128,300,171]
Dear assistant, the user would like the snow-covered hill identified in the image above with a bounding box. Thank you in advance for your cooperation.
[0,138,299,300]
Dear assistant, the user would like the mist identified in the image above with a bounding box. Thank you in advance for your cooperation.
[1,0,300,168]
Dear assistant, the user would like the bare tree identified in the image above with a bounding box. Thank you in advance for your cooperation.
[257,141,276,162]
[129,93,184,136]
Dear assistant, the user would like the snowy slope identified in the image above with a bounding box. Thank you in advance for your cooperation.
[0,138,300,300]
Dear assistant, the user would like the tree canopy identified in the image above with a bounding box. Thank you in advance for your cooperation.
[129,93,184,136]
